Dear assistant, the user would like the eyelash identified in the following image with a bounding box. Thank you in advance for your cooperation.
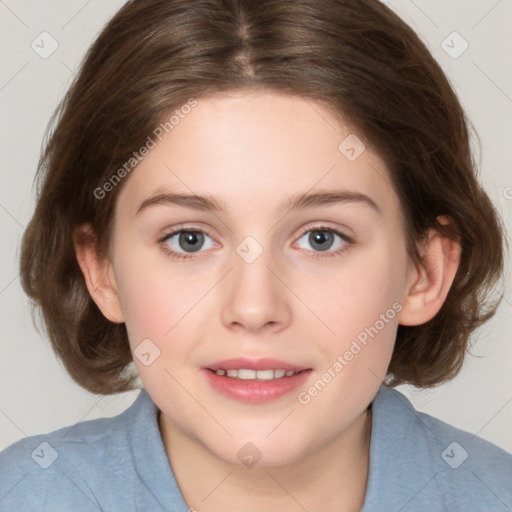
[158,224,354,261]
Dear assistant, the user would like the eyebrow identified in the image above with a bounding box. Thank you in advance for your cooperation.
[135,189,381,216]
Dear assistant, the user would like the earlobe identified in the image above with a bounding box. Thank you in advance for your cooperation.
[398,217,461,326]
[73,224,125,324]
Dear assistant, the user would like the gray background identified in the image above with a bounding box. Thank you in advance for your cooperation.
[1,0,511,453]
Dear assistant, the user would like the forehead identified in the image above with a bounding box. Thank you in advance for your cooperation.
[116,91,400,220]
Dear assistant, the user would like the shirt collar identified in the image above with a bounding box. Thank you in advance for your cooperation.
[128,388,189,511]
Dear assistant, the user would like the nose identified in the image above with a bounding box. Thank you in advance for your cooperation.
[219,242,292,334]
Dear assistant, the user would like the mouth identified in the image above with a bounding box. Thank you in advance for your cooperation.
[202,358,312,403]
[209,368,304,380]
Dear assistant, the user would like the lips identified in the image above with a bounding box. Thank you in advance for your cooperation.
[202,358,312,403]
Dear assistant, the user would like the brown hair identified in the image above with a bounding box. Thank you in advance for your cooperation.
[20,0,506,394]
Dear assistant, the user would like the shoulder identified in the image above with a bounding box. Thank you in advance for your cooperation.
[364,386,512,512]
[0,390,144,511]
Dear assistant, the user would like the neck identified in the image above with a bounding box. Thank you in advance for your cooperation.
[159,407,372,512]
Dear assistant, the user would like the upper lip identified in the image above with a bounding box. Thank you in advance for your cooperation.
[206,358,310,372]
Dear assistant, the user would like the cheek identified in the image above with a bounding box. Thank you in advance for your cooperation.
[114,253,219,390]
[116,263,199,395]
[308,246,405,327]
[113,251,193,348]
[303,241,406,370]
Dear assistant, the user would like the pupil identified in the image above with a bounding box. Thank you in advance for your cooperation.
[180,232,204,252]
[310,231,333,251]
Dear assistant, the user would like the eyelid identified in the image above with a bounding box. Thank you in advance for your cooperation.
[295,221,353,239]
[157,223,216,243]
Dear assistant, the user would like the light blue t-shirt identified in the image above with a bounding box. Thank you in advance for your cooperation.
[1,385,511,511]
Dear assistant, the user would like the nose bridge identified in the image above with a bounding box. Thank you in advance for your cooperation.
[220,233,290,331]
[232,233,278,300]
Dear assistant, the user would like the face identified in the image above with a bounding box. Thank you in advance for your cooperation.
[106,90,416,466]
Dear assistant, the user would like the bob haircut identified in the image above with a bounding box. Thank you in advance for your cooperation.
[20,0,505,395]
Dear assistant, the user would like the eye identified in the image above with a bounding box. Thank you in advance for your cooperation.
[159,226,216,260]
[158,224,353,261]
[294,225,352,258]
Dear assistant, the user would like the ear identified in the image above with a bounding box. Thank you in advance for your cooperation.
[73,223,125,323]
[398,216,461,326]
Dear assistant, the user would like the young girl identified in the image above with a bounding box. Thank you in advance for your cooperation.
[1,0,510,510]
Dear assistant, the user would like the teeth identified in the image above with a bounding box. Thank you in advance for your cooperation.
[254,369,274,380]
[238,369,256,380]
[214,368,300,380]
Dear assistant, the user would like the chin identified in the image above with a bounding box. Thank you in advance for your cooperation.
[205,435,308,469]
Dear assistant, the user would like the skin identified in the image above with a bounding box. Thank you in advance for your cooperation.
[75,90,461,511]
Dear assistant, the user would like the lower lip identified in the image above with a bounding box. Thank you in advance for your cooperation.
[202,369,312,404]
